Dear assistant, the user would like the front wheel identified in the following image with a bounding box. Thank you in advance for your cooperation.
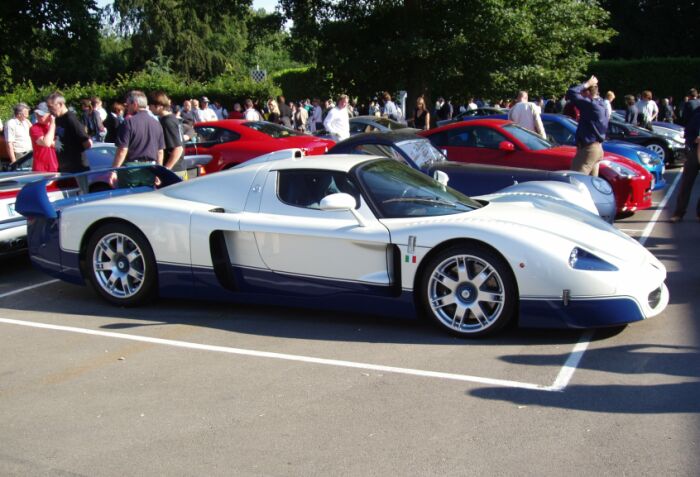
[420,244,517,337]
[645,142,667,164]
[86,222,157,306]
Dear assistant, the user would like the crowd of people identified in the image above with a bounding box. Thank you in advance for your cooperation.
[2,81,699,219]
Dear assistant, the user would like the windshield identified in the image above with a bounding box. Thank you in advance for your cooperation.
[372,117,408,130]
[244,121,302,138]
[356,159,482,218]
[503,124,553,151]
[396,139,446,170]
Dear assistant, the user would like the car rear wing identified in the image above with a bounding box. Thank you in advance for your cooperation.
[16,164,181,220]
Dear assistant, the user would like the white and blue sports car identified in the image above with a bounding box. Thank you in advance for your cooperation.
[16,155,669,337]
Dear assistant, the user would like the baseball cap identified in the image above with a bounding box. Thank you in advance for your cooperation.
[200,96,210,103]
[34,102,50,116]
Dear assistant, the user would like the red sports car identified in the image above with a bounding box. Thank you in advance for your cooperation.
[185,120,335,174]
[419,119,653,214]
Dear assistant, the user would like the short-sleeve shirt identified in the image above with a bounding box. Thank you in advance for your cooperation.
[159,114,184,171]
[29,122,58,172]
[5,117,32,155]
[55,111,89,173]
[116,110,165,162]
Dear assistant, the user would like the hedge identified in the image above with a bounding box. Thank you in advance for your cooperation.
[0,71,282,121]
[589,57,700,105]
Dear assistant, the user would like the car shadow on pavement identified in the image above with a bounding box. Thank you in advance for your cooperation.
[468,338,700,413]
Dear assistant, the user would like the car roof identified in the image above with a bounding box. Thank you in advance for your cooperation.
[268,153,380,172]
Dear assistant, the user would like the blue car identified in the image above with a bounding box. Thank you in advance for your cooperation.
[463,112,666,190]
[540,114,666,190]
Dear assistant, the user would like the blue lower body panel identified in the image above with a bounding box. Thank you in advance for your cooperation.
[519,297,645,329]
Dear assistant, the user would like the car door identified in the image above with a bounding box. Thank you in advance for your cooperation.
[441,126,514,166]
[189,125,242,170]
[240,168,395,295]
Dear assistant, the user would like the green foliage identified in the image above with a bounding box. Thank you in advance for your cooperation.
[0,0,102,86]
[0,71,281,121]
[598,0,699,59]
[280,0,615,110]
[591,57,700,101]
[271,66,326,100]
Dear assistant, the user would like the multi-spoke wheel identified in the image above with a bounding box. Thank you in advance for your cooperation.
[645,142,667,164]
[420,244,516,337]
[86,223,157,306]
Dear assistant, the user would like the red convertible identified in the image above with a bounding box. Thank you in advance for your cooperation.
[185,120,334,174]
[420,119,653,214]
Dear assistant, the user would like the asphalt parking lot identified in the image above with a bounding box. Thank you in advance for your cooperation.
[1,168,699,476]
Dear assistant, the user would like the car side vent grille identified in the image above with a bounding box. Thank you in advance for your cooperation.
[209,207,225,213]
[648,287,662,309]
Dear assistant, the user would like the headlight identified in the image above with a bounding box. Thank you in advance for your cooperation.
[569,247,618,271]
[636,151,652,165]
[600,159,637,178]
[591,176,613,194]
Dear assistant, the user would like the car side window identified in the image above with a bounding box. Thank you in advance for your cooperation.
[608,123,622,135]
[277,170,361,210]
[544,121,574,145]
[447,128,475,147]
[470,127,508,149]
[194,126,240,146]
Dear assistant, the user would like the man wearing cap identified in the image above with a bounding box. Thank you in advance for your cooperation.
[4,103,32,166]
[29,102,58,172]
[46,92,92,173]
[196,97,218,123]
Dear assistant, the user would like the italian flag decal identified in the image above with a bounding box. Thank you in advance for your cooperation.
[405,255,417,263]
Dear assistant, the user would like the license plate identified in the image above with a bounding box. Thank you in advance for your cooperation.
[7,203,16,217]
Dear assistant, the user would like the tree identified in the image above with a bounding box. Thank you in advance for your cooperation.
[281,0,615,112]
[113,0,252,81]
[598,0,700,59]
[0,0,102,88]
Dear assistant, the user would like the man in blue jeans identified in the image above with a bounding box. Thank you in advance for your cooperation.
[566,76,609,176]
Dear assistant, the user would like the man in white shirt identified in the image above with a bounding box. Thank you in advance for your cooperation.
[243,99,262,121]
[197,96,218,123]
[636,90,658,130]
[4,102,32,164]
[309,98,323,132]
[508,91,546,138]
[323,94,350,141]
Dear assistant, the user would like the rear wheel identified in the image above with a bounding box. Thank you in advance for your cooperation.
[420,244,517,337]
[86,222,157,306]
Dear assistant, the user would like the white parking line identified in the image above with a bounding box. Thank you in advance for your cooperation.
[638,170,683,247]
[0,316,588,392]
[0,279,59,299]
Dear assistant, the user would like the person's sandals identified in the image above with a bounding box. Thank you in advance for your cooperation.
[669,215,682,223]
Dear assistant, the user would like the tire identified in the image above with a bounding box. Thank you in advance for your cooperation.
[645,142,667,164]
[420,244,517,337]
[85,222,157,306]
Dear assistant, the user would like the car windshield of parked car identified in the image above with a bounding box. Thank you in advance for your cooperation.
[395,139,446,170]
[356,159,482,218]
[244,121,302,138]
[374,118,408,130]
[502,124,552,151]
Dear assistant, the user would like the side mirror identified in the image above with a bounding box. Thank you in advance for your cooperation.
[433,170,449,186]
[320,192,356,211]
[498,141,515,152]
[320,193,367,227]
